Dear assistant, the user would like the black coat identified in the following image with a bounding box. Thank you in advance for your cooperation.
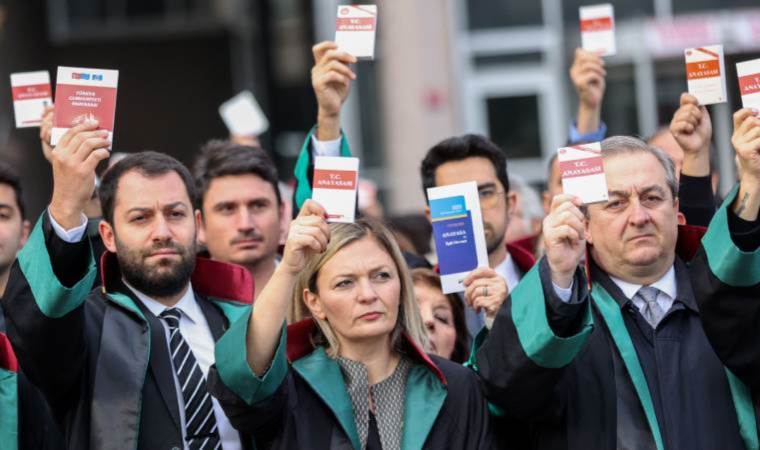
[208,318,493,449]
[473,194,760,450]
[2,213,255,450]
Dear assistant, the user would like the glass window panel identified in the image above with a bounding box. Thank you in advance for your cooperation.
[486,95,542,160]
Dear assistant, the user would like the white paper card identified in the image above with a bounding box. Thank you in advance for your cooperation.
[737,58,760,110]
[51,66,119,147]
[335,5,377,60]
[219,90,269,136]
[685,45,727,105]
[10,71,52,128]
[580,4,616,56]
[312,156,359,223]
[427,181,489,294]
[558,143,609,205]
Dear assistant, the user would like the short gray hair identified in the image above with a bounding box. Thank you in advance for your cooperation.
[600,135,679,201]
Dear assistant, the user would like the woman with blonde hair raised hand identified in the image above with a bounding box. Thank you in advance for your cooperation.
[208,200,491,449]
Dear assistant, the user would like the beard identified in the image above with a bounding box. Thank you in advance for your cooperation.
[484,223,507,255]
[116,237,196,298]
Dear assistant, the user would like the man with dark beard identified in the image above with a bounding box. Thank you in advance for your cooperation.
[420,135,536,339]
[2,121,255,449]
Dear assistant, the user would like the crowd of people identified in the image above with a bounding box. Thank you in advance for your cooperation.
[0,39,759,450]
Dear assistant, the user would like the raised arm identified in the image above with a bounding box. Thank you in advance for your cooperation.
[2,120,109,408]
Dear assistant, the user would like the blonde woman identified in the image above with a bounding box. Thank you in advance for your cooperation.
[208,200,491,449]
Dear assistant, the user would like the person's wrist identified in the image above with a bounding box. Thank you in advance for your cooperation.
[576,103,601,135]
[274,260,302,278]
[49,197,85,230]
[681,148,710,177]
[549,261,575,289]
[740,175,760,195]
[316,108,341,140]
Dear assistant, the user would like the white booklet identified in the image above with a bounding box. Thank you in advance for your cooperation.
[10,71,52,128]
[580,4,616,56]
[219,90,269,137]
[312,156,359,223]
[558,142,609,205]
[335,4,377,60]
[685,45,727,105]
[737,58,760,110]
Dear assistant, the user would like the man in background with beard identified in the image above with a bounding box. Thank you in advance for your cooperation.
[2,121,254,449]
[420,134,536,339]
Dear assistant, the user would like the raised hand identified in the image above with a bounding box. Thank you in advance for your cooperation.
[731,108,760,221]
[279,199,331,275]
[48,120,111,229]
[670,93,712,176]
[543,194,586,288]
[463,267,508,320]
[570,48,606,135]
[311,41,357,140]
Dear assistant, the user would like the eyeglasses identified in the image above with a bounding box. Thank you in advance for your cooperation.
[478,187,506,210]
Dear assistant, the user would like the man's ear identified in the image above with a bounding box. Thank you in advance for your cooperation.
[195,210,206,245]
[99,220,117,253]
[542,191,552,216]
[584,214,593,245]
[18,219,31,248]
[303,289,326,320]
[424,205,431,224]
[506,191,517,215]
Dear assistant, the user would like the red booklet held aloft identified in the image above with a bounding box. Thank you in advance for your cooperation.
[51,66,119,148]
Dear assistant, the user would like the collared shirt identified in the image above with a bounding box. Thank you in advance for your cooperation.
[494,252,522,293]
[554,264,678,317]
[124,281,242,450]
[609,266,677,315]
[568,121,608,144]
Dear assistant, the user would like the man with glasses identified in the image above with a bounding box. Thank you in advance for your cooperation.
[420,134,536,339]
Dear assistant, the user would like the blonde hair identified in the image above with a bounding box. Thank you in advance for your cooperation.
[288,218,428,357]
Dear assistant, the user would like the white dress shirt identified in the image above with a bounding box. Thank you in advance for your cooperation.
[494,253,522,293]
[310,134,342,156]
[48,210,241,450]
[553,264,678,317]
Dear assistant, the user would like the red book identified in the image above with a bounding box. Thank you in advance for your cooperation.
[51,66,119,147]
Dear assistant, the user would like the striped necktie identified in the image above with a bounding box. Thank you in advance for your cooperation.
[160,308,221,450]
[636,286,665,329]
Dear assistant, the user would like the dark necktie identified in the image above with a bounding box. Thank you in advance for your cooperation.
[160,308,222,450]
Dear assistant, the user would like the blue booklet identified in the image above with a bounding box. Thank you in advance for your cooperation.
[427,182,488,293]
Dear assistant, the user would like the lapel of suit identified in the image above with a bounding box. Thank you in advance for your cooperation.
[196,293,227,342]
[128,290,183,434]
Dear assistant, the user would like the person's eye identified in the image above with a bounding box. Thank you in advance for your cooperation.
[478,189,495,199]
[643,195,663,206]
[251,201,269,211]
[373,271,392,281]
[335,279,353,288]
[434,314,451,325]
[0,213,10,221]
[131,215,146,223]
[606,200,624,210]
[170,210,186,219]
